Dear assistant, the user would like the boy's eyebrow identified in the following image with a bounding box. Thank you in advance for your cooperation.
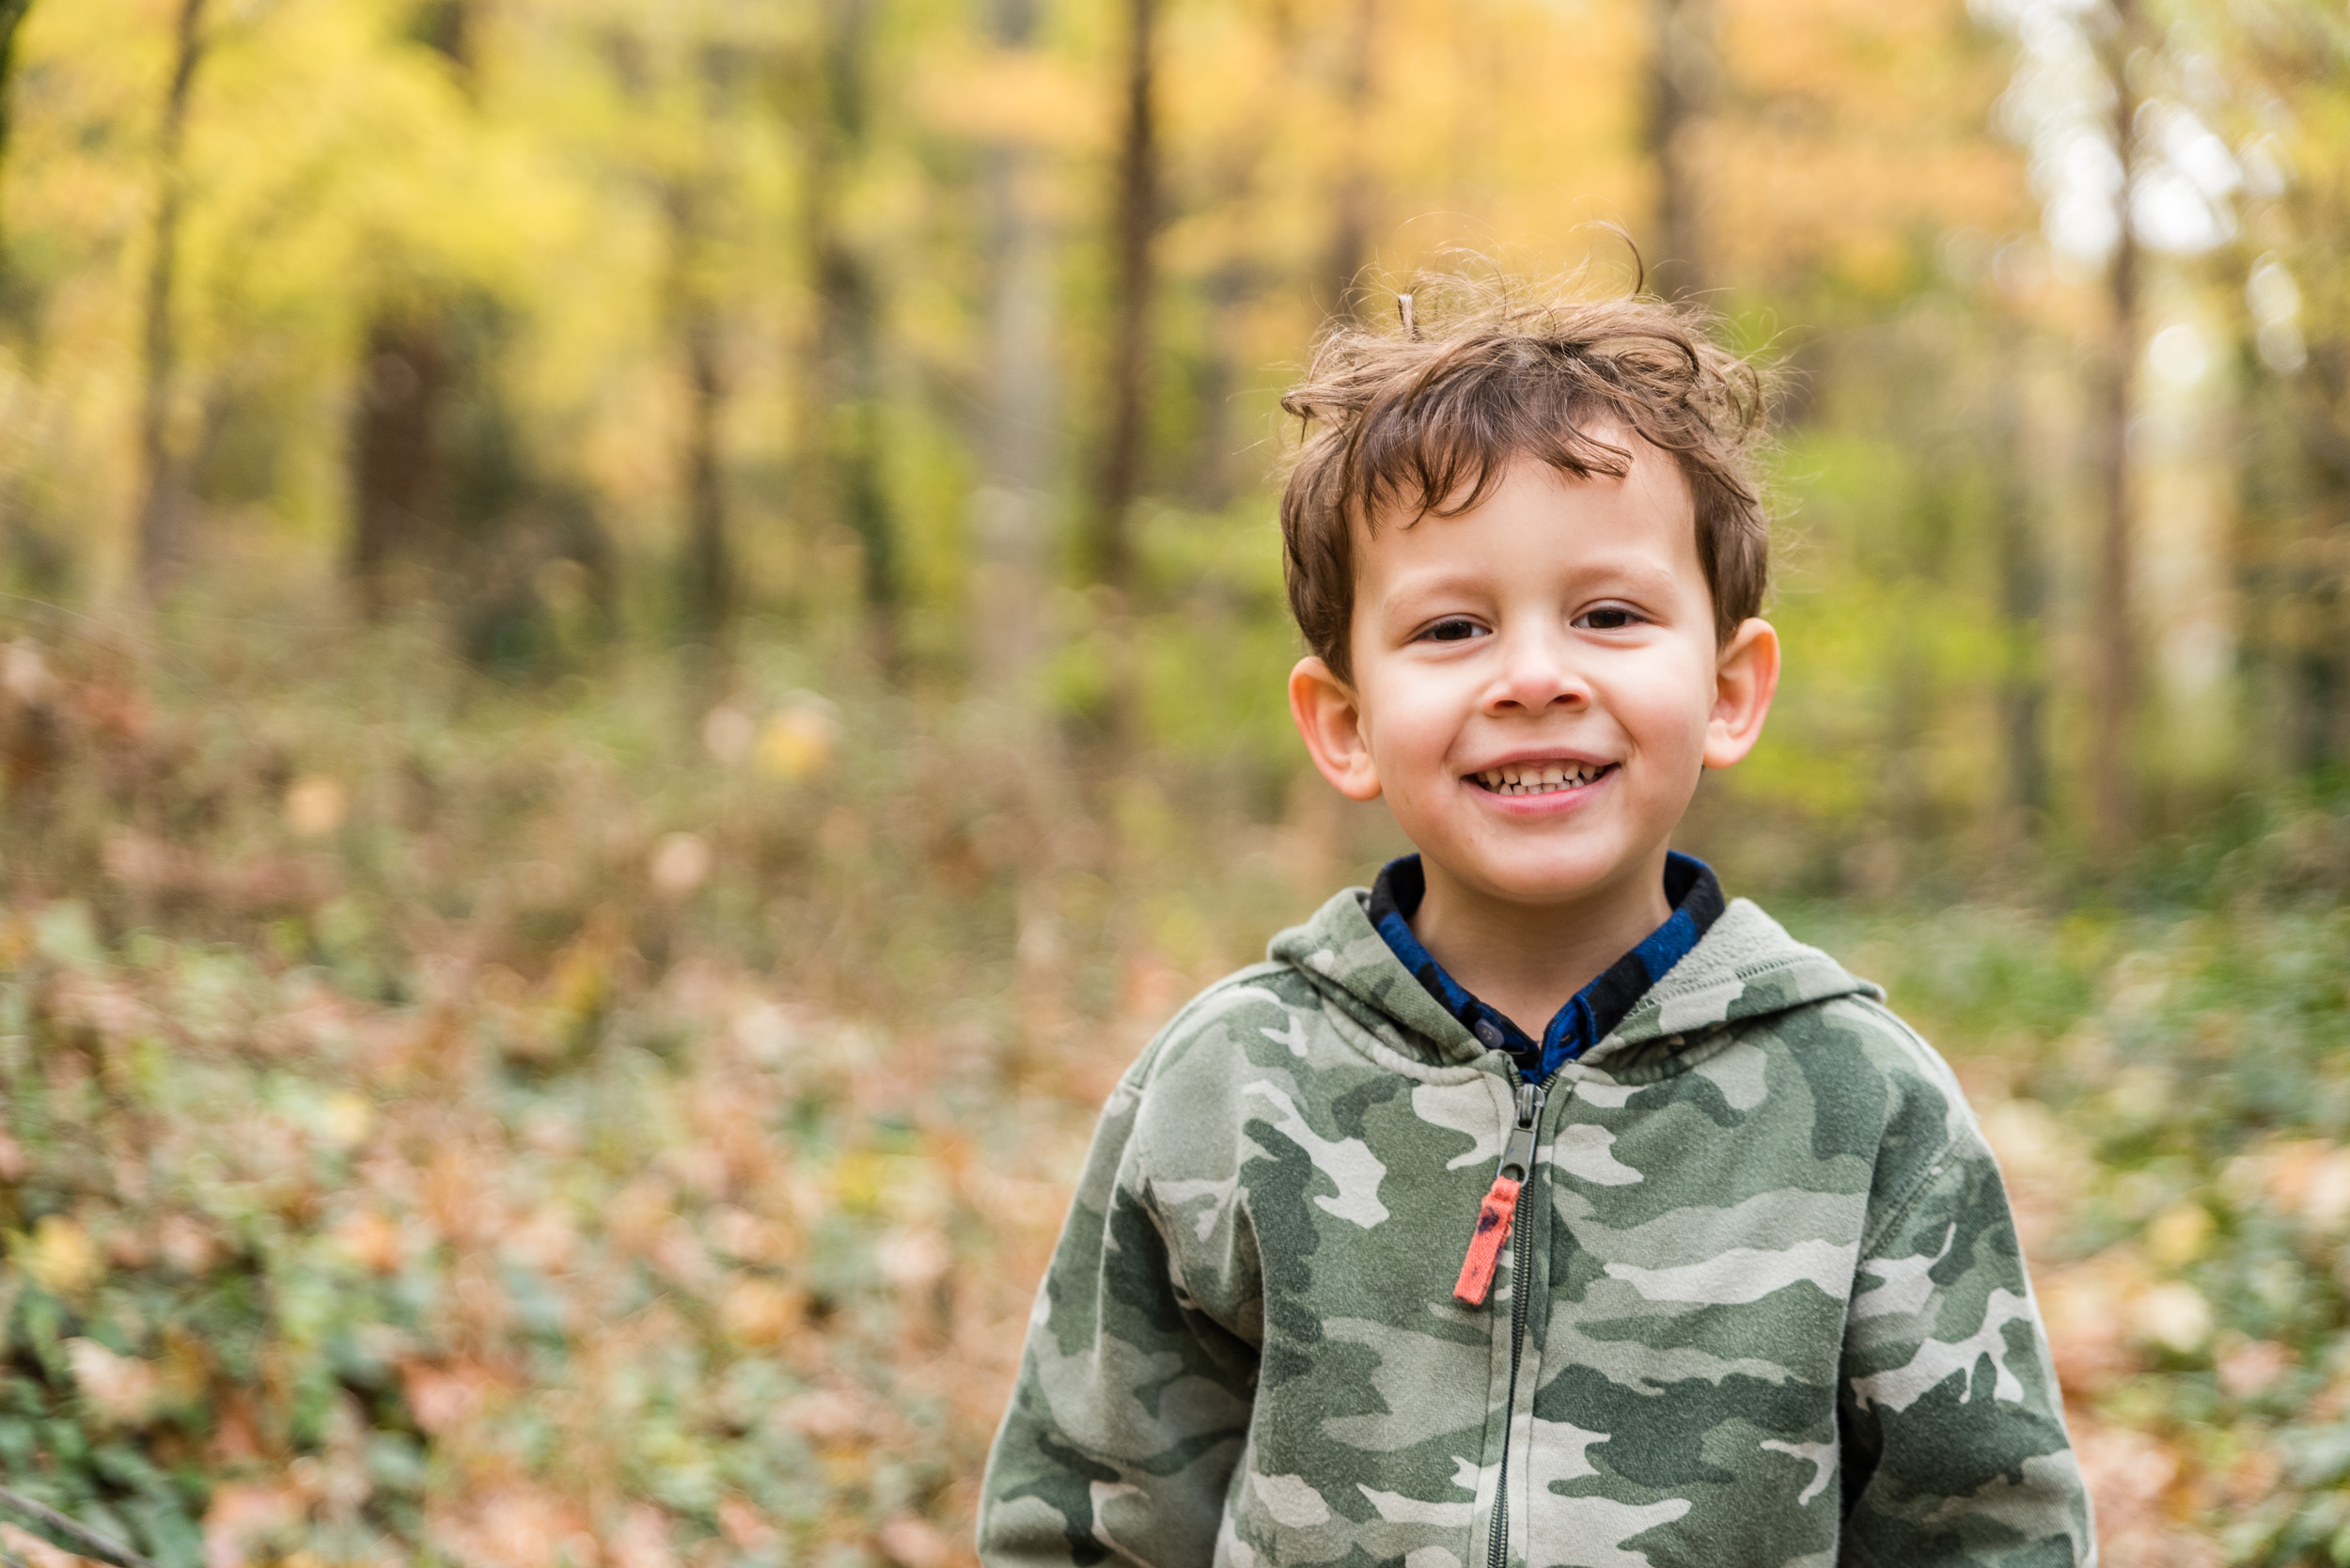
[1572,558,1685,599]
[1372,568,1497,606]
[1375,556,1687,607]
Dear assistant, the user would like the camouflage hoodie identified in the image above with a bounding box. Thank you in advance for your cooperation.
[979,887,2093,1567]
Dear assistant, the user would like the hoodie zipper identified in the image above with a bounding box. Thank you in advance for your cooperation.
[1482,1075,1546,1568]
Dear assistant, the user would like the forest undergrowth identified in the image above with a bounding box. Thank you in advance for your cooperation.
[3,613,2349,1567]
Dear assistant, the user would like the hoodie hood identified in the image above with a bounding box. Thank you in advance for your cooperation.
[1265,883,1883,1078]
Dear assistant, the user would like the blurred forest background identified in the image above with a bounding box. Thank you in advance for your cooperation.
[1,0,2349,1563]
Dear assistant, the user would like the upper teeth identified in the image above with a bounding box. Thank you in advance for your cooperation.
[1475,763,1602,793]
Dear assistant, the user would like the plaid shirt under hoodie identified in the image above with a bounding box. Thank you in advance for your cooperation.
[1365,849,1727,1082]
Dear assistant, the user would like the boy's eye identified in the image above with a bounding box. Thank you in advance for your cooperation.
[1418,617,1489,644]
[1574,606,1643,631]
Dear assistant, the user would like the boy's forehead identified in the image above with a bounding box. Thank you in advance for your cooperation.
[1354,444,1700,575]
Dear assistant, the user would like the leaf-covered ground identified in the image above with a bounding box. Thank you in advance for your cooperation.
[2,896,1093,1568]
[3,624,2346,1566]
[1794,880,2350,1568]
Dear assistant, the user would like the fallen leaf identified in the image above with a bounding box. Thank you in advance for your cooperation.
[66,1337,163,1425]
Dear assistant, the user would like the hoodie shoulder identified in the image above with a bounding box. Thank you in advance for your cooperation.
[1588,899,1977,1210]
[1122,960,1317,1090]
[1605,898,1884,1055]
[1262,885,1485,1067]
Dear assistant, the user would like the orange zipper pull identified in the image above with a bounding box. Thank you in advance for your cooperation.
[1454,1080,1544,1306]
[1453,1173,1522,1304]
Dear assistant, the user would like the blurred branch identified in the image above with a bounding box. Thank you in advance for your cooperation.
[0,1484,155,1568]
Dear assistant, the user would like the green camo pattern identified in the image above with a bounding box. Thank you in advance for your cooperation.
[979,888,2093,1567]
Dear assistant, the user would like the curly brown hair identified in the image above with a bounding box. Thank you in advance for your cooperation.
[1277,273,1774,682]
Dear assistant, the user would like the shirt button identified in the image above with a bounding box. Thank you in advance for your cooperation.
[1473,1020,1505,1050]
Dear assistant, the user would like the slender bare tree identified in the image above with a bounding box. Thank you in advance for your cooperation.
[350,1,474,617]
[1321,0,1378,318]
[670,180,731,641]
[1645,0,1716,299]
[133,0,211,600]
[659,38,747,646]
[971,0,1057,704]
[2087,0,2143,860]
[807,0,895,662]
[0,0,40,303]
[349,312,449,617]
[1088,0,1159,749]
[1992,321,2050,833]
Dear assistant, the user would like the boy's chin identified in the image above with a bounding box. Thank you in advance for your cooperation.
[1429,846,1656,908]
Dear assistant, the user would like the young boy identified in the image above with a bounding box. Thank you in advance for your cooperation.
[978,279,2092,1567]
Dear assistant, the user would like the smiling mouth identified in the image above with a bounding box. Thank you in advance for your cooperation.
[1468,762,1616,796]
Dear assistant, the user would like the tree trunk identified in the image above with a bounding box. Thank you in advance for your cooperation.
[669,180,731,641]
[2275,389,2348,775]
[349,1,473,617]
[1088,0,1158,748]
[971,0,1056,704]
[1187,258,1253,510]
[349,315,449,617]
[133,0,209,601]
[808,0,895,663]
[1998,501,2051,831]
[0,0,34,168]
[1644,0,1715,299]
[1993,329,2049,833]
[1320,0,1377,319]
[2087,0,2141,862]
[1187,19,1300,510]
[0,0,39,309]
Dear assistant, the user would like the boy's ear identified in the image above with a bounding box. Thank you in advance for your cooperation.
[1703,618,1780,770]
[1289,656,1384,801]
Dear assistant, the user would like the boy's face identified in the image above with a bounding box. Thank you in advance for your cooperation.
[1289,440,1778,914]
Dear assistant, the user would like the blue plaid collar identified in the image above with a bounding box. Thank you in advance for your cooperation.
[1365,851,1726,1082]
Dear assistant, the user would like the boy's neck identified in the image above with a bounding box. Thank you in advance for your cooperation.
[1407,849,1676,1041]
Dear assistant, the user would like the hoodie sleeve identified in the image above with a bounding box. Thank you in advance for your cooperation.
[977,1065,1258,1568]
[1837,1125,2096,1566]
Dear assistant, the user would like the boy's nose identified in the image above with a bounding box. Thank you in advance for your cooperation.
[1485,632,1589,713]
